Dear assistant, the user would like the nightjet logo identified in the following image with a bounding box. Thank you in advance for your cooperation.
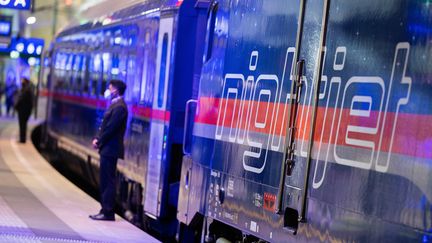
[215,43,412,181]
[313,42,411,189]
[215,48,295,174]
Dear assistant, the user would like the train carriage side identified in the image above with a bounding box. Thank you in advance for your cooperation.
[178,0,432,242]
[47,17,153,172]
[45,0,211,239]
[139,0,212,228]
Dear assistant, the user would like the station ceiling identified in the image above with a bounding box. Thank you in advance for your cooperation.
[0,0,144,45]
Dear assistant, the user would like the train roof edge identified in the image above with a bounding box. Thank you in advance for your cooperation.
[56,0,184,39]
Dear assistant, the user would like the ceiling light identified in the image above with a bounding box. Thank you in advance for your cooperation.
[26,16,36,25]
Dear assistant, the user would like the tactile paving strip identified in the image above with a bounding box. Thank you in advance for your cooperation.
[0,196,35,237]
[0,234,103,243]
[0,196,105,242]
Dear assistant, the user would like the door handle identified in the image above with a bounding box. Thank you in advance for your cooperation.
[276,59,304,214]
[183,99,197,155]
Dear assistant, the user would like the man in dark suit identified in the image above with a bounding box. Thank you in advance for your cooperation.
[89,80,128,221]
[14,78,34,143]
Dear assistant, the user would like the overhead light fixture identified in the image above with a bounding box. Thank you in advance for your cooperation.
[114,37,122,45]
[36,45,42,55]
[111,68,119,75]
[26,16,36,25]
[27,43,35,54]
[28,57,37,66]
[102,17,112,25]
[16,43,24,52]
[10,51,19,59]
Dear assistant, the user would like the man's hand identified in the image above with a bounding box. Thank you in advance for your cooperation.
[92,139,99,149]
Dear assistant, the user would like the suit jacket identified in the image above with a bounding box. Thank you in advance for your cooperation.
[96,98,128,159]
[15,84,34,116]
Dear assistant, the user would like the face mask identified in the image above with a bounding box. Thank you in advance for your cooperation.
[104,89,111,99]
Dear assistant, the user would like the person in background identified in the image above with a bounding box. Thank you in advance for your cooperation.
[89,80,128,221]
[14,78,34,143]
[0,81,4,116]
[5,79,17,117]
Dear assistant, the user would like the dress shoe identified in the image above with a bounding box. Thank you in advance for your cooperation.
[89,213,115,221]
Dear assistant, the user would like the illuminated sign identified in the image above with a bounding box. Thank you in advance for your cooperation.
[0,0,31,10]
[0,16,12,36]
[0,37,44,57]
[0,22,11,35]
[13,38,44,56]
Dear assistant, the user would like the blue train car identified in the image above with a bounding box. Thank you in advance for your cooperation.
[178,0,432,242]
[44,0,211,238]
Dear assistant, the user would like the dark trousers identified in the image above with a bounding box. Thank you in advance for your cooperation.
[6,100,14,117]
[99,155,118,216]
[18,112,30,142]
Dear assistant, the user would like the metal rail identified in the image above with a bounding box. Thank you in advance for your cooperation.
[300,0,331,222]
[276,0,306,215]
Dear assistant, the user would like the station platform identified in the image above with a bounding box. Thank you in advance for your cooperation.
[0,118,159,243]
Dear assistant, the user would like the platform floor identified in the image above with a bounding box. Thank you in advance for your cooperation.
[0,118,159,243]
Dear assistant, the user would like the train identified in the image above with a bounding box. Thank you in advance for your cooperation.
[40,0,432,242]
[42,0,208,239]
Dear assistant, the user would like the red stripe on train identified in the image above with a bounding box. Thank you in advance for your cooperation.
[52,92,108,107]
[39,88,50,97]
[51,92,170,122]
[130,105,170,121]
[194,97,432,159]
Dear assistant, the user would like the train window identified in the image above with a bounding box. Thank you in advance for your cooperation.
[72,54,78,92]
[113,29,122,46]
[77,54,85,94]
[137,29,153,106]
[52,53,58,91]
[110,52,126,80]
[119,53,127,80]
[145,30,151,45]
[63,52,69,91]
[62,52,69,91]
[72,54,81,93]
[90,53,102,97]
[111,53,120,78]
[203,3,218,62]
[157,33,168,108]
[66,52,74,92]
[126,25,139,48]
[57,52,66,91]
[80,55,85,94]
[126,55,137,103]
[56,51,65,91]
[139,52,148,104]
[55,52,63,91]
[101,52,111,96]
[81,55,88,95]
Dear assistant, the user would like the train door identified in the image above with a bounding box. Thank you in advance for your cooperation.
[271,0,332,235]
[188,0,332,240]
[144,15,174,218]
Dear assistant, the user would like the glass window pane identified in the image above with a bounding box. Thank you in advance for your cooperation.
[157,33,168,108]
